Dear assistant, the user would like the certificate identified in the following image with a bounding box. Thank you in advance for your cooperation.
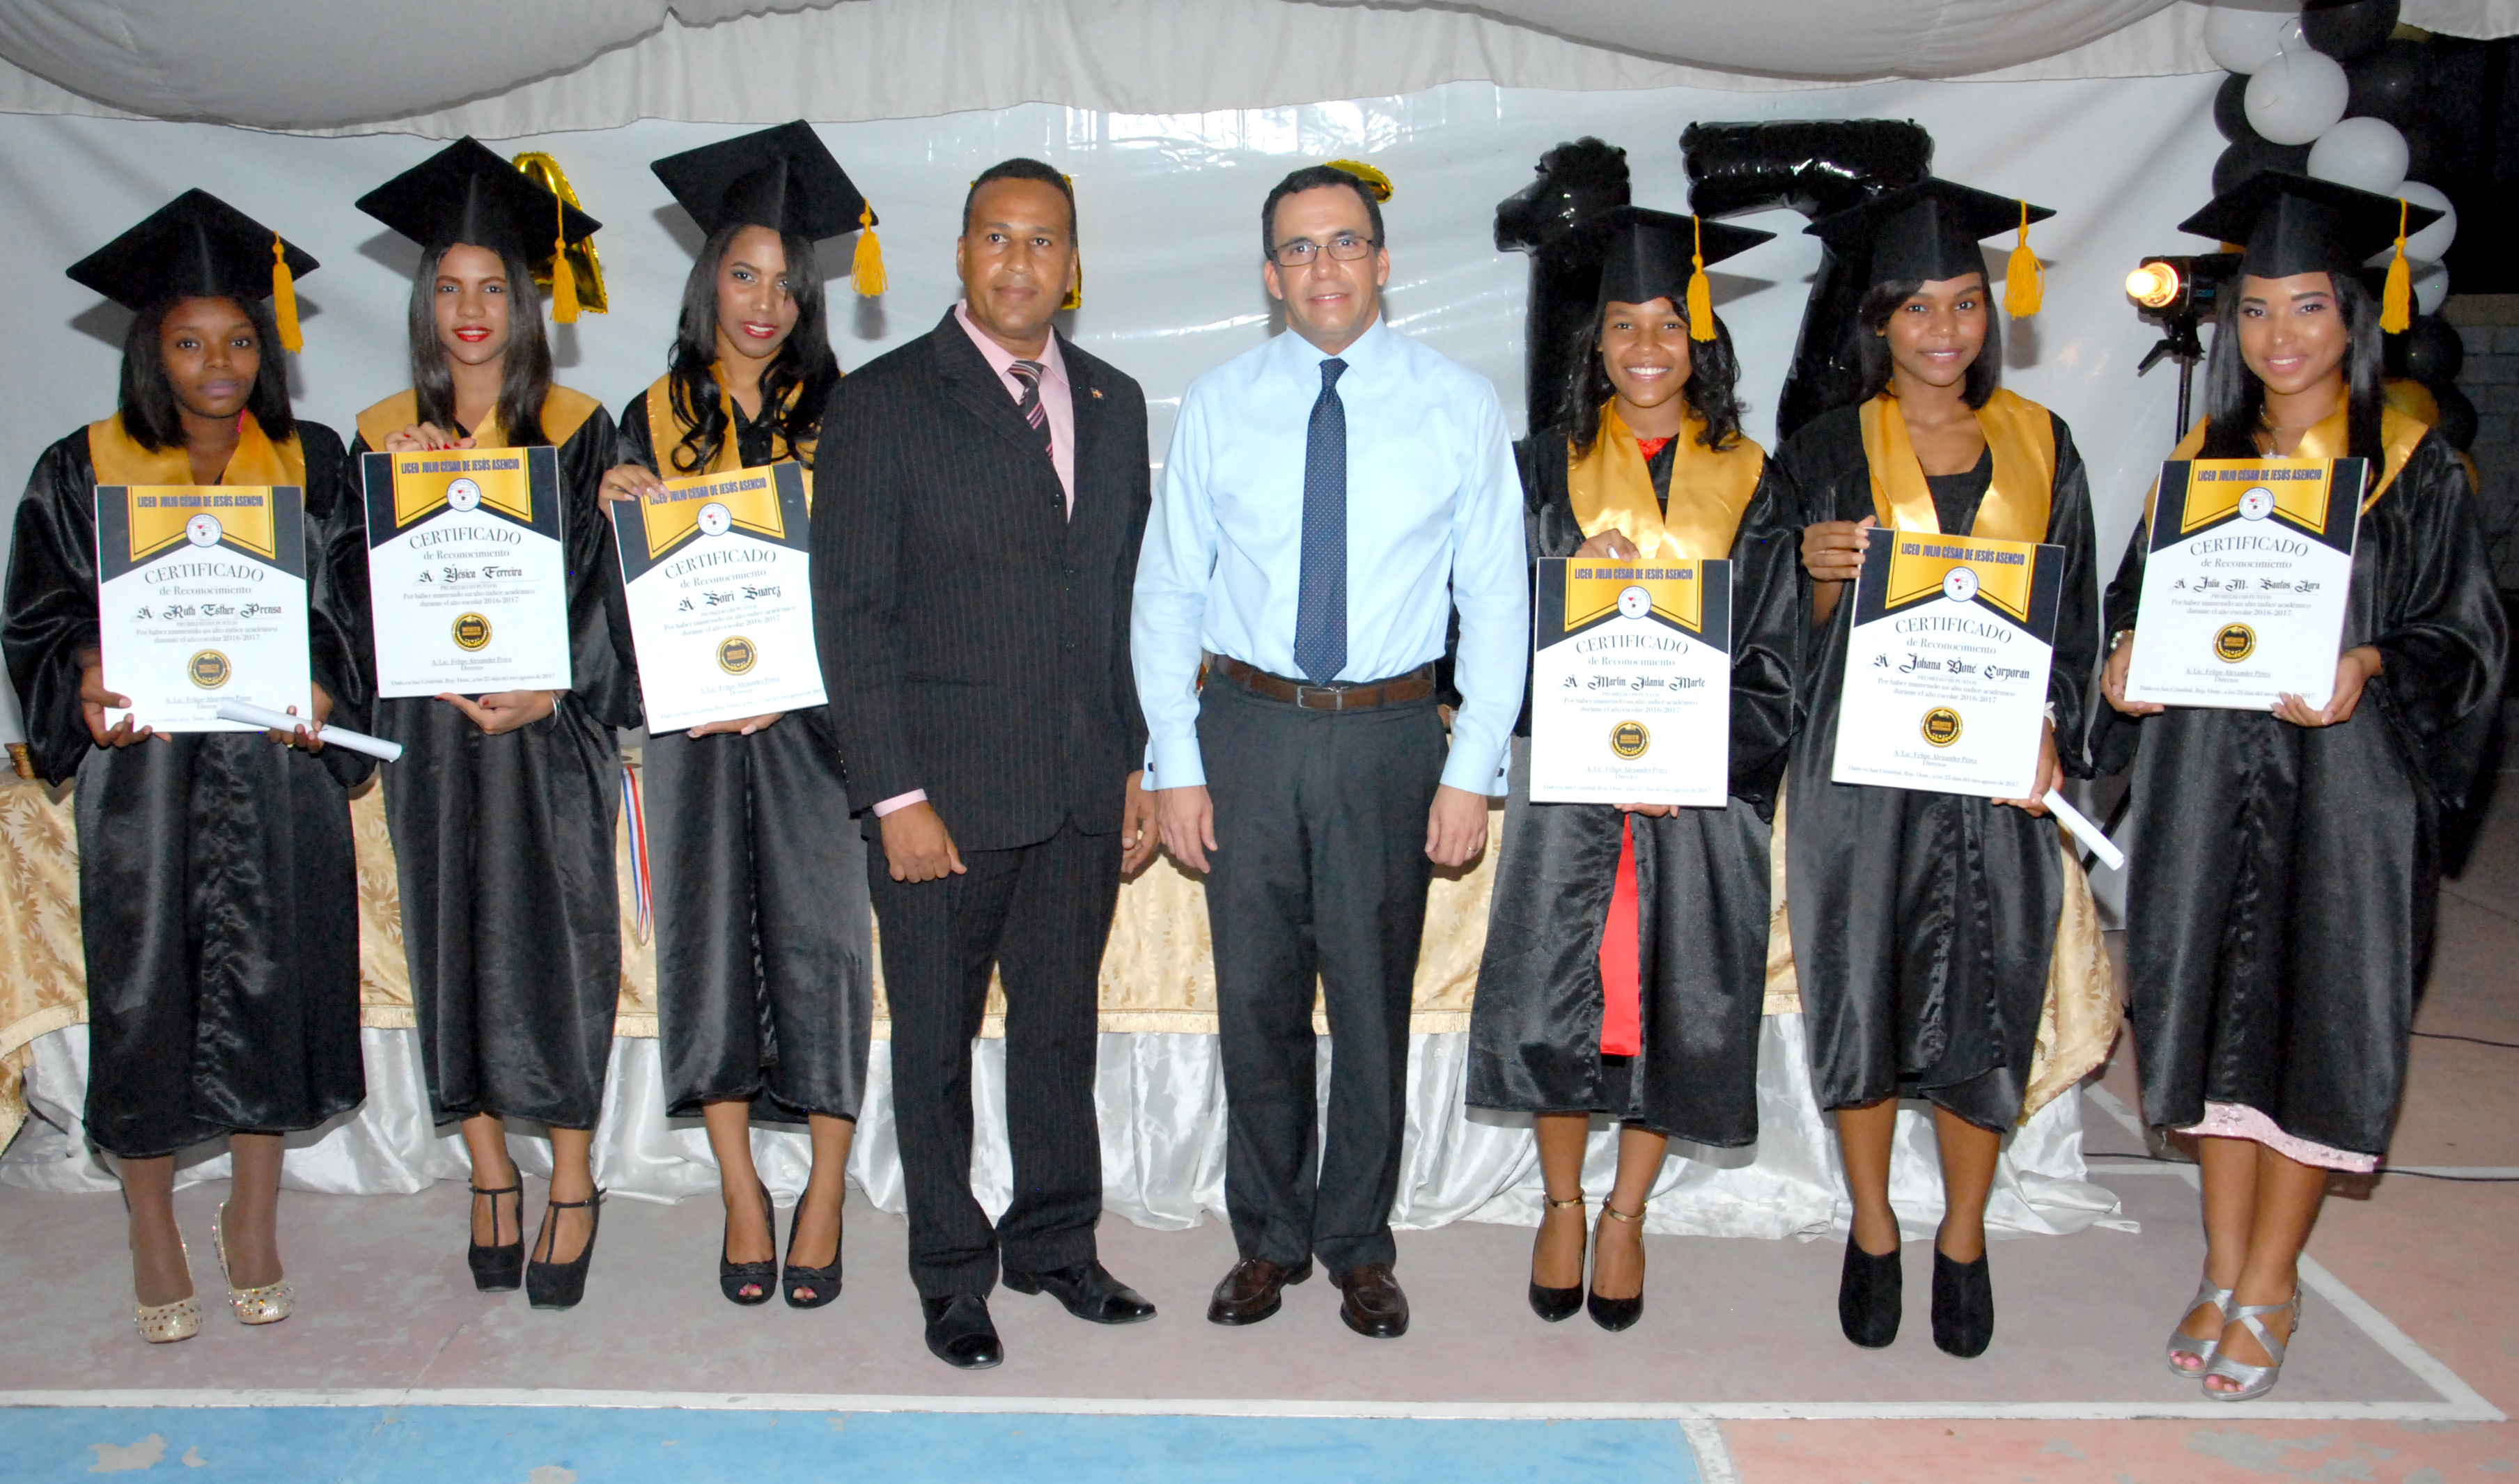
[1529,556,1732,807]
[2121,456,2363,710]
[93,483,311,732]
[611,462,826,731]
[1831,531,2062,798]
[361,446,571,698]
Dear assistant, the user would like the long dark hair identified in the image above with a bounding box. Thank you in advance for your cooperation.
[662,223,840,474]
[2198,270,2385,463]
[408,243,553,447]
[1561,302,1746,456]
[1853,275,2003,409]
[116,295,295,452]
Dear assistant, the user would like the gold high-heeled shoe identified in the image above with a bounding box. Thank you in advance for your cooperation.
[212,1203,293,1326]
[132,1233,199,1343]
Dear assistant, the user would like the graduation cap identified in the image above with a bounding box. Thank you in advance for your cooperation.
[356,137,602,319]
[1808,176,2054,317]
[651,120,884,295]
[1554,205,1775,344]
[68,188,317,352]
[2178,169,2442,332]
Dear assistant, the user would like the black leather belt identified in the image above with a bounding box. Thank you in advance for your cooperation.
[1210,655,1437,712]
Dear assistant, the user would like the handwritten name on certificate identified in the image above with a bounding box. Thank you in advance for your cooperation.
[1832,532,2062,799]
[1529,557,1733,807]
[2123,456,2363,710]
[94,483,312,732]
[611,462,825,732]
[361,447,570,698]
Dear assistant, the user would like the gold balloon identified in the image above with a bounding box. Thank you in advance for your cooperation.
[510,150,607,316]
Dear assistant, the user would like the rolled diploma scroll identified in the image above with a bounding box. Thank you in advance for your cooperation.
[2042,789,2125,873]
[215,701,405,763]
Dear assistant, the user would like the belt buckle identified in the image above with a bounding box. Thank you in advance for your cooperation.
[1293,681,1345,711]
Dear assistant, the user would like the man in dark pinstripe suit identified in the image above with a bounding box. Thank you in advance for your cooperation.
[812,159,1160,1370]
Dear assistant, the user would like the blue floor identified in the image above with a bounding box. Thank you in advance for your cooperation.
[4,1407,1705,1483]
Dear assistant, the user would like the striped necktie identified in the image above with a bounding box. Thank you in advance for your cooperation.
[1008,359,1053,460]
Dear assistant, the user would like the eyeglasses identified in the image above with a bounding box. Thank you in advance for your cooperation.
[1269,233,1379,268]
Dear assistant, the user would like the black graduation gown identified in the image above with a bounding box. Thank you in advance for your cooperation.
[1467,430,1799,1146]
[2093,425,2505,1155]
[619,388,872,1121]
[1778,403,2099,1131]
[338,396,639,1130]
[3,421,371,1158]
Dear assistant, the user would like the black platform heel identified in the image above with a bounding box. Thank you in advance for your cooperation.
[1585,1199,1646,1331]
[781,1188,843,1310]
[526,1189,605,1311]
[1931,1248,1995,1358]
[1838,1236,1903,1348]
[721,1179,776,1307]
[1527,1191,1585,1322]
[466,1182,524,1292]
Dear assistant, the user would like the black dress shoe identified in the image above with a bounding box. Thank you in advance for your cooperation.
[1332,1263,1410,1338]
[921,1293,1004,1370]
[1931,1249,1994,1358]
[1004,1260,1155,1325]
[526,1190,605,1311]
[1206,1256,1312,1326]
[1838,1237,1902,1348]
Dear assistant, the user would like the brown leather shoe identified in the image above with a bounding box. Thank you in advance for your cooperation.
[1206,1256,1312,1326]
[1333,1263,1410,1338]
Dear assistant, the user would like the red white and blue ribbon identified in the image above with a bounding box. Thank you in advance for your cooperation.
[620,758,653,945]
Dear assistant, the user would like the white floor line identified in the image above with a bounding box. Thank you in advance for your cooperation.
[2079,1085,2506,1423]
[1680,1418,1741,1484]
[0,1387,2497,1422]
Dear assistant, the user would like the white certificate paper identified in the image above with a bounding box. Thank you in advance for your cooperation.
[1832,531,2061,799]
[94,483,311,732]
[1529,556,1733,807]
[2122,456,2363,711]
[611,462,826,732]
[361,446,571,698]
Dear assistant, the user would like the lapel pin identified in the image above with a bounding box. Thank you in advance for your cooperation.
[1091,388,1104,399]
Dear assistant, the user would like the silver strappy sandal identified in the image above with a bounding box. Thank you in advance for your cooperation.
[2202,1292,2301,1402]
[2165,1276,2235,1377]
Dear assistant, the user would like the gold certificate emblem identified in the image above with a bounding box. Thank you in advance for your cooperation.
[1921,707,1963,747]
[187,650,231,689]
[2215,623,2256,663]
[1609,720,1650,758]
[451,613,493,651]
[717,636,758,675]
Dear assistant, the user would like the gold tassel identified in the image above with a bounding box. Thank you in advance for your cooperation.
[511,150,605,316]
[1685,215,1716,343]
[852,203,886,297]
[2004,201,2043,318]
[269,233,302,353]
[549,194,578,325]
[2382,196,2412,334]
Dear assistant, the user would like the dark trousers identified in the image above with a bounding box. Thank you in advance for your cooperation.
[868,816,1118,1299]
[1200,678,1446,1275]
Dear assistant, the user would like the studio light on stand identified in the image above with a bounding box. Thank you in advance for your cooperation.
[2126,251,2239,436]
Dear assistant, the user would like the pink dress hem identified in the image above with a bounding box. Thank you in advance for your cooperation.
[2176,1101,2380,1173]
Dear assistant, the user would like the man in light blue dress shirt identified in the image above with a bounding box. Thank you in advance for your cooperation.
[1132,164,1529,1339]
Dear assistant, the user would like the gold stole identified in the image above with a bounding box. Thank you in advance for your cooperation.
[1858,386,2055,542]
[640,369,816,481]
[354,384,602,453]
[86,412,303,489]
[2146,403,2427,522]
[1563,403,1765,560]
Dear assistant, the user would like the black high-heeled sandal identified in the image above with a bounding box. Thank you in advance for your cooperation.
[780,1189,843,1310]
[1527,1190,1584,1322]
[1839,1236,1903,1348]
[467,1181,524,1292]
[721,1179,776,1307]
[526,1189,605,1311]
[1585,1199,1646,1331]
[1931,1247,1994,1358]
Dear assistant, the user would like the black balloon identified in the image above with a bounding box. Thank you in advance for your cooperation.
[2346,38,2430,130]
[2432,380,2478,451]
[2213,135,2313,197]
[2214,72,2254,143]
[1495,137,1632,435]
[2401,121,2442,187]
[1680,119,1934,439]
[2392,315,2465,385]
[2302,0,2400,63]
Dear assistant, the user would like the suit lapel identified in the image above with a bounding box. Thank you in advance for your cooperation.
[1063,334,1102,537]
[932,312,1055,464]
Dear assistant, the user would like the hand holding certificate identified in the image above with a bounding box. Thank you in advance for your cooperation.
[93,482,312,733]
[1529,556,1733,807]
[361,446,572,698]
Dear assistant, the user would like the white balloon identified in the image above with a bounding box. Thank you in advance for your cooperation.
[2245,47,2351,146]
[2307,117,2408,194]
[2204,3,2300,75]
[2401,181,2458,262]
[2414,260,2449,316]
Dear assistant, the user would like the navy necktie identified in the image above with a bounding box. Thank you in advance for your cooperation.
[1008,359,1053,460]
[1293,357,1348,685]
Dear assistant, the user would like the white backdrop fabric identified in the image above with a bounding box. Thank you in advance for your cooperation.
[0,74,2224,744]
[0,1022,2130,1242]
